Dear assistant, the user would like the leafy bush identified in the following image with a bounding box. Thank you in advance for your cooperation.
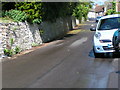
[42,2,74,22]
[4,46,21,57]
[15,2,86,23]
[15,46,21,54]
[4,48,14,57]
[0,10,5,17]
[72,3,90,22]
[73,5,83,21]
[33,18,42,24]
[32,43,39,47]
[114,12,120,14]
[106,9,116,15]
[4,10,27,22]
[105,2,120,15]
[4,38,21,57]
[10,38,14,46]
[3,2,92,23]
[106,9,120,15]
[15,2,42,23]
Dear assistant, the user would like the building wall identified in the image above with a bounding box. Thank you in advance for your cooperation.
[88,11,96,18]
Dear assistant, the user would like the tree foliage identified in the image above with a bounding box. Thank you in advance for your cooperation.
[2,2,16,10]
[4,10,27,22]
[106,2,120,15]
[15,2,42,23]
[72,2,92,21]
[2,2,92,23]
[42,2,77,22]
[106,9,116,15]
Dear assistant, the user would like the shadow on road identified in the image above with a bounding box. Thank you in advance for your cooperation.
[89,49,120,59]
[55,34,76,41]
[64,34,76,38]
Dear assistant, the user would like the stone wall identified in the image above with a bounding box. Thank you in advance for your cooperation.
[0,21,42,58]
[0,24,6,59]
[0,16,80,59]
[40,16,73,42]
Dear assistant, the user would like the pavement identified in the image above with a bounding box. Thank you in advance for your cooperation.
[2,21,119,88]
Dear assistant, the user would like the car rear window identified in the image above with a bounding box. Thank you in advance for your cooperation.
[98,17,120,30]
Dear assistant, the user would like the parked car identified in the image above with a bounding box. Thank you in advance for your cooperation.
[96,16,102,22]
[90,14,120,58]
[112,28,120,51]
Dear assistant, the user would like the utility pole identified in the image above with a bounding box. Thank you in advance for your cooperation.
[116,0,119,12]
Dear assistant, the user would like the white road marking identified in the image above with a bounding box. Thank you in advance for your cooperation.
[69,37,88,48]
[55,43,64,46]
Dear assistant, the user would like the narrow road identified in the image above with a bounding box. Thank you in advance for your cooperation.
[2,21,119,88]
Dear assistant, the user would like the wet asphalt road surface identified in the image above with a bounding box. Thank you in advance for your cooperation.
[2,21,119,88]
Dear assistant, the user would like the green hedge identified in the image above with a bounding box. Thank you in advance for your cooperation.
[15,2,42,23]
[2,2,92,23]
[4,10,27,22]
[106,9,116,15]
[106,9,120,15]
[114,12,120,14]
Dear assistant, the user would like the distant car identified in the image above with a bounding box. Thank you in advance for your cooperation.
[112,28,120,51]
[96,16,102,22]
[90,14,120,58]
